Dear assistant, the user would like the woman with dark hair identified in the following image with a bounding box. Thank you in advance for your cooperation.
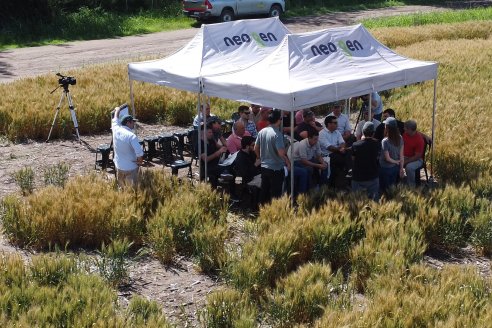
[379,117,404,193]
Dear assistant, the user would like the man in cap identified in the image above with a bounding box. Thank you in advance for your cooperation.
[351,121,381,201]
[111,106,144,188]
[200,121,228,188]
[207,116,227,146]
[294,109,323,141]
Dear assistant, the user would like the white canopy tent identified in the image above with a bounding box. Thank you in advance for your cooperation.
[128,21,438,199]
[200,24,438,197]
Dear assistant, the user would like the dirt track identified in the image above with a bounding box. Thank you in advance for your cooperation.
[0,5,450,84]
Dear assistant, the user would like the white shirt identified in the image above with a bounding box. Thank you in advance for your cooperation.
[112,117,144,171]
[329,112,351,134]
[319,128,345,156]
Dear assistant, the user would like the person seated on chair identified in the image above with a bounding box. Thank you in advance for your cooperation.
[374,108,404,141]
[236,105,258,138]
[403,119,425,187]
[319,115,352,188]
[328,101,352,142]
[200,122,227,188]
[226,120,251,154]
[355,108,381,141]
[111,106,144,189]
[294,109,323,141]
[361,92,383,122]
[256,106,272,132]
[193,104,216,128]
[290,130,329,193]
[379,117,404,193]
[351,121,381,201]
[207,116,227,146]
[234,136,261,188]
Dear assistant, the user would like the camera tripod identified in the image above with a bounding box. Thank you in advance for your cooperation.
[46,83,80,142]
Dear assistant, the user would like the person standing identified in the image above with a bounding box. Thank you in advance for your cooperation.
[111,106,144,188]
[255,109,291,204]
[237,105,258,138]
[351,122,381,201]
[361,92,383,122]
[379,117,405,193]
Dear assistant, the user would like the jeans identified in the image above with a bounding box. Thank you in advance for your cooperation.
[405,158,423,187]
[379,165,399,193]
[352,178,379,201]
[260,167,285,204]
[293,162,310,195]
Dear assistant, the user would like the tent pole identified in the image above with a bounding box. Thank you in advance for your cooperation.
[197,92,202,183]
[368,92,372,120]
[203,94,208,183]
[430,78,437,181]
[129,79,136,117]
[129,79,137,136]
[290,109,295,208]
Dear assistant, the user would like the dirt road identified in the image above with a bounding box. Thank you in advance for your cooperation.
[0,5,448,84]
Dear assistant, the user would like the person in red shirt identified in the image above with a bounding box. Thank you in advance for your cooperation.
[402,120,424,187]
[256,107,272,132]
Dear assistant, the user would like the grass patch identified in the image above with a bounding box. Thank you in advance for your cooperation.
[0,7,194,50]
[0,253,171,327]
[362,6,492,28]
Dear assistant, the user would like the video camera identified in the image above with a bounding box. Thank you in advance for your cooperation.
[56,73,76,86]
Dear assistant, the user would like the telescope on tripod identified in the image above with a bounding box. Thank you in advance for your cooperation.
[46,73,80,142]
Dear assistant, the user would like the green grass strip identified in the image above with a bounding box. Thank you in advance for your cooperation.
[362,6,492,28]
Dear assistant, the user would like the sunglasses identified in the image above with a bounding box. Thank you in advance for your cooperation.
[242,111,251,114]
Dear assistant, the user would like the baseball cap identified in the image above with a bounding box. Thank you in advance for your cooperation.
[303,110,314,118]
[120,114,137,125]
[362,121,375,135]
[206,116,222,125]
[383,116,397,127]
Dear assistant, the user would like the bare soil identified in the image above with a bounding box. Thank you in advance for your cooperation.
[1,5,491,326]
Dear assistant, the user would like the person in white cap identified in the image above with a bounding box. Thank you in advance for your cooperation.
[111,106,144,188]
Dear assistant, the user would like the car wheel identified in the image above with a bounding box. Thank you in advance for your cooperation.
[220,9,234,22]
[269,4,282,17]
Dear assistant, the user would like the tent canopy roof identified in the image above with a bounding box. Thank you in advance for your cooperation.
[201,24,438,110]
[128,17,291,92]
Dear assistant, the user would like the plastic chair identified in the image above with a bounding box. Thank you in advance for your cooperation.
[159,135,193,178]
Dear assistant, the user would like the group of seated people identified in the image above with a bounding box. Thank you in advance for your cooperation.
[193,93,430,203]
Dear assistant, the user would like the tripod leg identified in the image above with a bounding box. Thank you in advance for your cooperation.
[66,91,80,142]
[46,92,65,142]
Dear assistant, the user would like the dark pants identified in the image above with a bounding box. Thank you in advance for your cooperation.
[379,165,399,193]
[329,151,352,188]
[260,167,285,204]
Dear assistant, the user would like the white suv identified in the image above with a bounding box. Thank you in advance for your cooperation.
[183,0,285,22]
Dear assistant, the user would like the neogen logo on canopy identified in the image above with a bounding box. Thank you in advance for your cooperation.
[310,39,364,57]
[223,32,279,47]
